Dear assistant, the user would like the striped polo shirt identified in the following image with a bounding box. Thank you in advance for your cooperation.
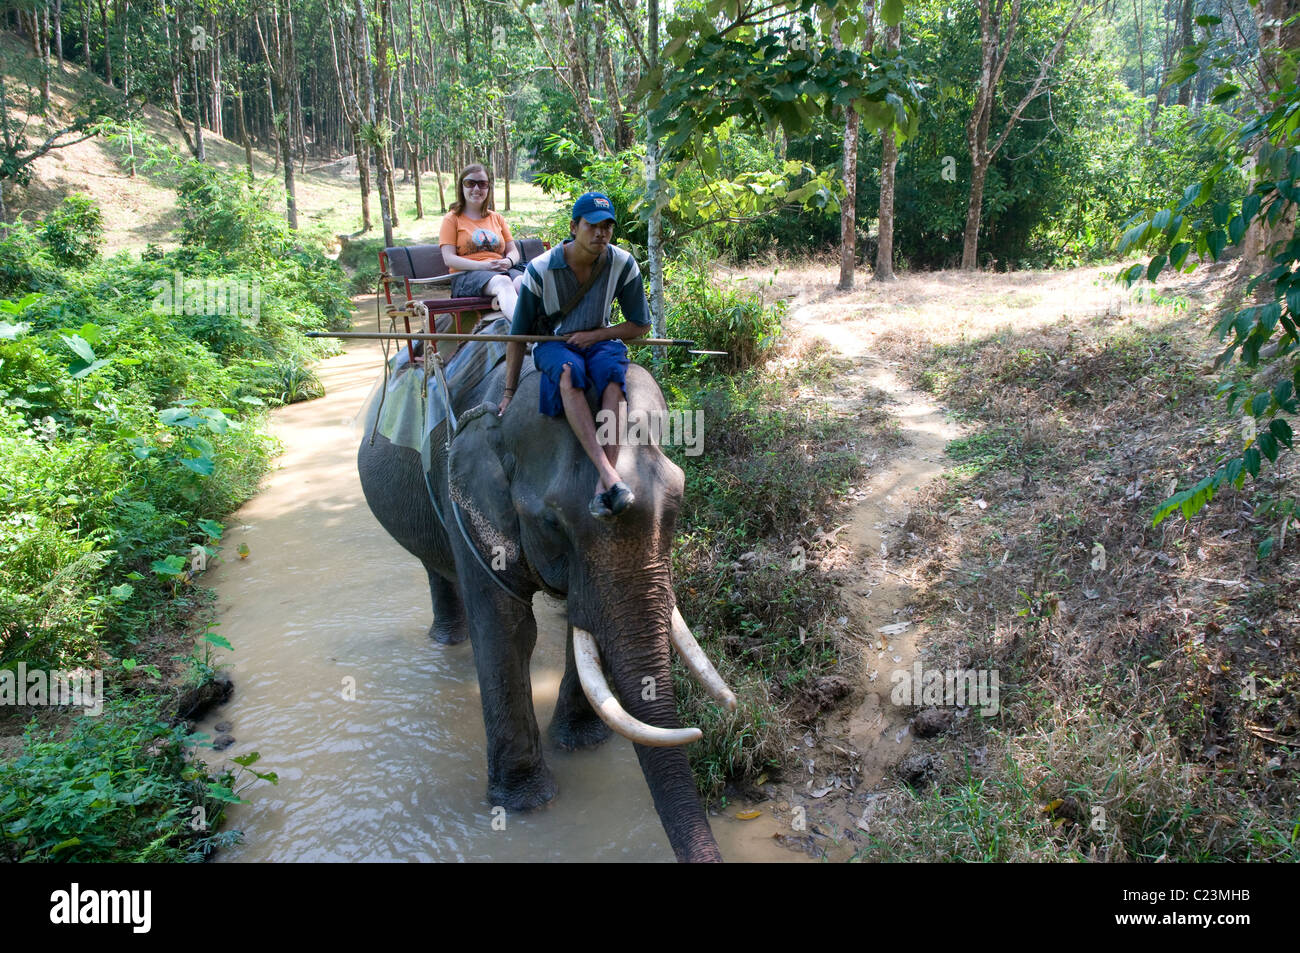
[510,240,650,337]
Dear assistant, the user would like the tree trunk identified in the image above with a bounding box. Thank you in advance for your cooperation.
[81,0,89,69]
[357,0,393,246]
[210,12,222,138]
[54,0,64,70]
[501,116,510,211]
[188,7,205,162]
[646,0,665,347]
[255,4,299,228]
[40,4,51,111]
[559,7,609,155]
[236,74,255,179]
[163,9,198,156]
[876,24,901,282]
[97,0,112,87]
[962,158,991,270]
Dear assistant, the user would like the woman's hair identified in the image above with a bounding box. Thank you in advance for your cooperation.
[449,163,495,216]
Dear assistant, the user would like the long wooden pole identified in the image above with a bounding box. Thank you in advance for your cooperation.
[307,331,701,346]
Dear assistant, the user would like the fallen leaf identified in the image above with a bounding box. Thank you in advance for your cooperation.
[735,809,762,820]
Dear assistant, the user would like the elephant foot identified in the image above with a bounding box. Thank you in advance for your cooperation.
[488,761,558,813]
[548,710,614,751]
[429,616,468,645]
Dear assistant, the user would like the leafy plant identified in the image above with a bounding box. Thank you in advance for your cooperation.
[38,194,105,267]
[1118,75,1298,526]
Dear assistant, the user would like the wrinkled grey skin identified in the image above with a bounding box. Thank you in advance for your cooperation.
[357,359,722,863]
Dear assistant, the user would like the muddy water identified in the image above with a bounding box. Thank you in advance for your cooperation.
[196,310,784,862]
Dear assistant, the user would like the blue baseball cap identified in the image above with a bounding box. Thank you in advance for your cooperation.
[572,192,616,224]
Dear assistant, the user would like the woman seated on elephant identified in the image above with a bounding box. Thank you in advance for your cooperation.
[438,164,525,321]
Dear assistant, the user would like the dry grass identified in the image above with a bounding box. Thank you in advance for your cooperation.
[841,263,1299,862]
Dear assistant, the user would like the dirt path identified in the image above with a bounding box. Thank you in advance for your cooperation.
[737,295,966,859]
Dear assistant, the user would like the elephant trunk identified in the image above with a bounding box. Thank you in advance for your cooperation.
[578,590,723,863]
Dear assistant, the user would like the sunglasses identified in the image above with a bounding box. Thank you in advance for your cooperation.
[463,179,489,189]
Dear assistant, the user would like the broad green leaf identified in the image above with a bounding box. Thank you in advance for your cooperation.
[1147,255,1166,282]
[151,555,186,577]
[69,357,111,380]
[61,334,95,363]
[160,407,199,428]
[1209,83,1240,104]
[204,632,234,650]
[181,456,215,476]
[1269,418,1294,447]
[882,0,904,26]
[1207,229,1227,259]
[1242,192,1262,222]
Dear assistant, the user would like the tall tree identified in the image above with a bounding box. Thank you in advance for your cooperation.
[255,0,300,228]
[961,0,1092,270]
[328,1,371,231]
[356,0,393,246]
[876,20,901,282]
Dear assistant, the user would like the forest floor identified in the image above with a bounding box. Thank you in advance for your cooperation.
[713,256,1298,861]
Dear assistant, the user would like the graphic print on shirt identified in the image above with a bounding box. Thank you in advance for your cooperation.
[470,227,502,254]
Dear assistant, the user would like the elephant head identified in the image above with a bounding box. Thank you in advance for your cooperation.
[444,362,736,863]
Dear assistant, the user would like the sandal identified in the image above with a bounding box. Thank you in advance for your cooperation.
[589,482,635,520]
[604,482,635,516]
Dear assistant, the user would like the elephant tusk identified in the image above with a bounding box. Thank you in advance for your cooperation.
[571,627,704,747]
[670,608,739,712]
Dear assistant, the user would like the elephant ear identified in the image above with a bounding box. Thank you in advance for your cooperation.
[447,403,523,570]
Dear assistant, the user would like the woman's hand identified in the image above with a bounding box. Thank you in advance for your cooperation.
[487,257,513,272]
[497,392,513,417]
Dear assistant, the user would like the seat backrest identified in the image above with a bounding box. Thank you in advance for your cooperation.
[517,238,547,266]
[383,244,447,280]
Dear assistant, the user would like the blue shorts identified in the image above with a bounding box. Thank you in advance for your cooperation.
[532,339,629,417]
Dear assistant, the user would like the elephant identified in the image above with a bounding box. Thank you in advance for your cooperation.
[356,345,737,863]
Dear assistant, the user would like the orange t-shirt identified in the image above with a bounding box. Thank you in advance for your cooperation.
[438,210,513,273]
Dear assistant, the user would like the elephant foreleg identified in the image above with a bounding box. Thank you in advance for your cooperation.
[549,622,613,751]
[462,585,557,812]
[427,568,468,645]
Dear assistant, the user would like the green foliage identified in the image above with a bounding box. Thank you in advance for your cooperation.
[1118,69,1300,527]
[0,697,252,862]
[176,162,292,267]
[631,253,783,374]
[37,195,105,267]
[648,1,920,161]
